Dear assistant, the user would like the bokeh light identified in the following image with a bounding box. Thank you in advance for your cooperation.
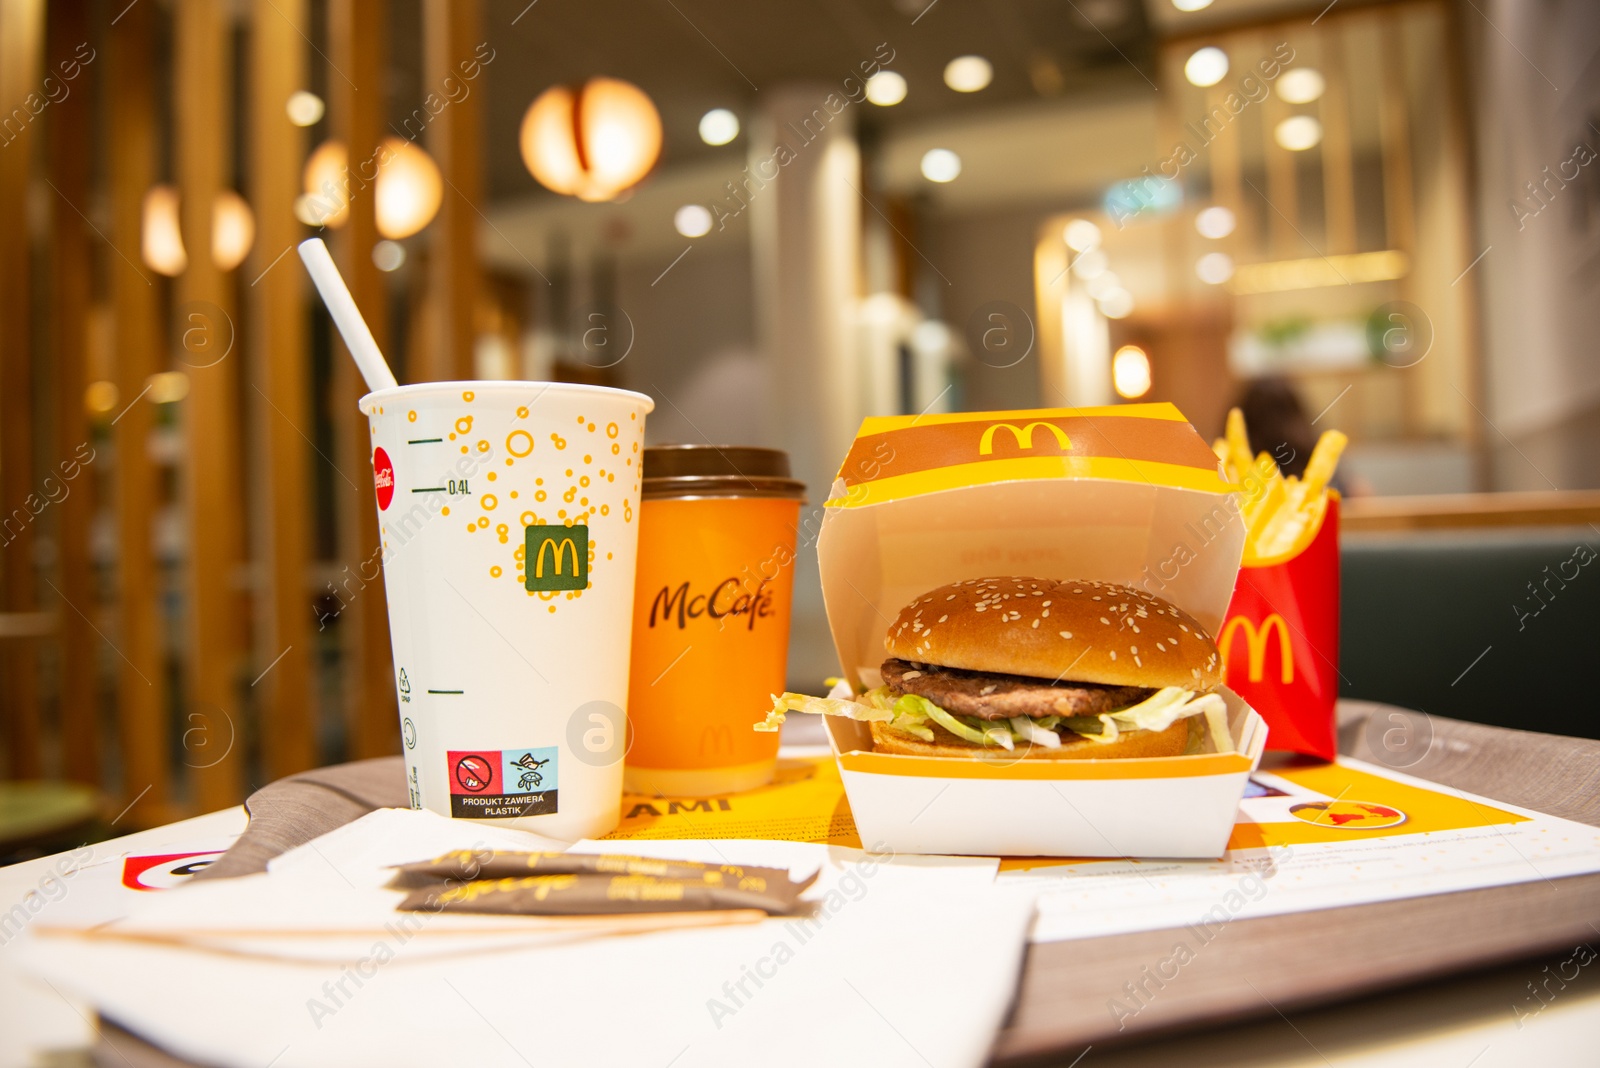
[921,148,962,183]
[1113,345,1152,398]
[1184,47,1229,87]
[698,108,740,146]
[866,71,908,106]
[674,204,713,238]
[944,56,993,93]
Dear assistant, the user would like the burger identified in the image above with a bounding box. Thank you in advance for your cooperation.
[759,576,1230,759]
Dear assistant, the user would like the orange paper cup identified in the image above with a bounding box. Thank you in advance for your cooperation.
[624,446,804,796]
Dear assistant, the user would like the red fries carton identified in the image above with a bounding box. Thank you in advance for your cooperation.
[1220,497,1340,761]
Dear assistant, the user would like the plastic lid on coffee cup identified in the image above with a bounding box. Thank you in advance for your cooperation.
[641,444,806,501]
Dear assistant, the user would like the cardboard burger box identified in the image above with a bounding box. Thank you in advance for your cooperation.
[815,404,1269,858]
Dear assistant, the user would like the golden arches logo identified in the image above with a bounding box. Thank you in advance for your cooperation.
[536,537,579,577]
[978,421,1071,456]
[1219,613,1294,683]
[525,524,588,592]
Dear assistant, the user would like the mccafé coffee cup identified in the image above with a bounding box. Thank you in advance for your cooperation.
[624,446,805,797]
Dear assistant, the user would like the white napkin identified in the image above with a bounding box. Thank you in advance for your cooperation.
[16,809,1034,1068]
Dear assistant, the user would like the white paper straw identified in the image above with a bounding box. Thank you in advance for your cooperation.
[297,237,399,393]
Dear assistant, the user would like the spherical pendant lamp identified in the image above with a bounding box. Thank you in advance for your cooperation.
[519,77,662,202]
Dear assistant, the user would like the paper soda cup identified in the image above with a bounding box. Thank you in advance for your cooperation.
[360,382,654,839]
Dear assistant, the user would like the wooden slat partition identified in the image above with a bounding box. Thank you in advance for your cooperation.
[247,0,315,781]
[174,0,247,808]
[1319,23,1357,254]
[329,0,397,760]
[106,0,170,825]
[1376,12,1417,256]
[1375,8,1422,438]
[0,0,44,779]
[1258,33,1299,259]
[46,1,97,786]
[424,0,484,381]
[1205,78,1247,260]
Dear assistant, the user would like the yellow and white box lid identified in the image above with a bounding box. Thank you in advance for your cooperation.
[819,403,1247,694]
[814,403,1266,858]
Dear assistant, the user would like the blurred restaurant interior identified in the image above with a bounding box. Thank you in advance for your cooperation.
[0,0,1596,839]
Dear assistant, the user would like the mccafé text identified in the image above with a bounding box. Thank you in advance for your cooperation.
[649,578,776,631]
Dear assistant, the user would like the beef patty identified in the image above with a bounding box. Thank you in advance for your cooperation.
[881,657,1152,721]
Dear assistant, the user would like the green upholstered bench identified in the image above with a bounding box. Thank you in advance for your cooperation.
[1340,525,1600,740]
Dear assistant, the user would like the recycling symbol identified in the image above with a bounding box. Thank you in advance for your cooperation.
[398,668,412,695]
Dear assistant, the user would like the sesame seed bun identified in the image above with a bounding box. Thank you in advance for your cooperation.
[883,577,1223,691]
[869,715,1196,759]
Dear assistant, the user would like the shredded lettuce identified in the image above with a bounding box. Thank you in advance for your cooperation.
[1084,687,1227,745]
[754,687,937,742]
[1011,716,1062,749]
[753,691,887,732]
[755,681,1230,752]
[913,696,1000,747]
[1199,696,1233,754]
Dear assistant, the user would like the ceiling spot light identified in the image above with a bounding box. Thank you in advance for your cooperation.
[1063,218,1102,252]
[698,108,740,146]
[921,148,961,183]
[1195,205,1236,239]
[1113,345,1152,398]
[1184,46,1229,87]
[1274,115,1323,151]
[1276,68,1326,104]
[1171,0,1214,10]
[1196,251,1235,284]
[674,204,713,238]
[286,90,324,126]
[944,56,993,93]
[866,70,908,106]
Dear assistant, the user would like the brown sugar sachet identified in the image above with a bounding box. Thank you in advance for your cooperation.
[397,870,816,916]
[389,848,793,890]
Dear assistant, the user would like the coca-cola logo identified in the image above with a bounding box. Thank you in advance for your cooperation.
[373,447,395,510]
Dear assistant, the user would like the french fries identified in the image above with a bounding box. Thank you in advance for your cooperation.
[1218,408,1347,563]
[1225,408,1254,490]
[1301,429,1348,501]
[1245,452,1287,547]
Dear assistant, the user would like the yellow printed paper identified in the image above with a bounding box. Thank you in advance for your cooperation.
[605,756,860,847]
[1225,759,1527,849]
[1001,757,1600,943]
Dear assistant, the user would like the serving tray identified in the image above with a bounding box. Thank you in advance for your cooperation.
[102,701,1600,1065]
